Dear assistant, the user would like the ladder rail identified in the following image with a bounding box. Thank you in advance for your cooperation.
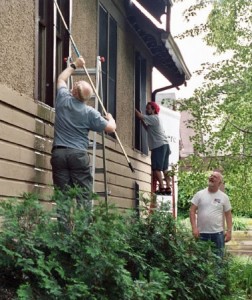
[97,58,108,205]
[69,55,109,207]
[91,57,99,188]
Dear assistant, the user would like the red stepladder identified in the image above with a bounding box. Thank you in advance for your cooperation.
[150,172,176,218]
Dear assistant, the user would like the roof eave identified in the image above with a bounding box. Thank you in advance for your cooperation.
[125,0,191,86]
[161,32,191,81]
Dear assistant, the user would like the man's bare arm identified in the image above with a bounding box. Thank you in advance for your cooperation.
[135,109,147,129]
[190,204,200,238]
[224,210,232,242]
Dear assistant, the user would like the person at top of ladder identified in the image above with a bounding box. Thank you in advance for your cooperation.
[135,101,171,195]
[51,56,116,216]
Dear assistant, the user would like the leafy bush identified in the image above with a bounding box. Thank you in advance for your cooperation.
[224,173,252,217]
[232,216,249,231]
[0,189,233,299]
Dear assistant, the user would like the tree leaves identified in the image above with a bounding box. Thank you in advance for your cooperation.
[175,0,252,214]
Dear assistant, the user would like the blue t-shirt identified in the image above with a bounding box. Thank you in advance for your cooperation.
[53,87,108,150]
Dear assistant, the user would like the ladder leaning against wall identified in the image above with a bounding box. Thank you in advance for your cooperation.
[68,56,109,206]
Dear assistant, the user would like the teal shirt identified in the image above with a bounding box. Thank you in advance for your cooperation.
[53,87,108,150]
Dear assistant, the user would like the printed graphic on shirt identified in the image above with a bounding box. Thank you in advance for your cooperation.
[212,198,222,206]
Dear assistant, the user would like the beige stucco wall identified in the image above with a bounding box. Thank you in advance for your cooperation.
[0,0,35,97]
[72,0,97,69]
[71,0,153,149]
[0,0,153,207]
[116,24,135,147]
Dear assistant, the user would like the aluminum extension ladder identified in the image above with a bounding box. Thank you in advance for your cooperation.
[69,56,109,206]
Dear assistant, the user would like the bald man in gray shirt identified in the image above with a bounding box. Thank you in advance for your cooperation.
[190,171,232,257]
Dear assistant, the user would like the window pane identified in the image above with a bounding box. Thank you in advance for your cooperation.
[99,6,108,69]
[108,78,116,118]
[38,24,46,102]
[37,0,69,106]
[135,52,148,154]
[99,5,108,110]
[109,16,117,81]
[39,0,45,19]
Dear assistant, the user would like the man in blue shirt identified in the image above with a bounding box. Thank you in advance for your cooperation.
[51,56,116,212]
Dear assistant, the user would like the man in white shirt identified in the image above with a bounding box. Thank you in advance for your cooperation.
[190,171,232,257]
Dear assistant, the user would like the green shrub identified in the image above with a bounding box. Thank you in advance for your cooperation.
[0,189,234,299]
[232,216,249,231]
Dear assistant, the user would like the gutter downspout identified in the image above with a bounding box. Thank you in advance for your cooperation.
[152,1,188,102]
[166,0,171,33]
[152,84,179,101]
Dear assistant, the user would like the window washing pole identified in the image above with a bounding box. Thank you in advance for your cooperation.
[54,0,135,173]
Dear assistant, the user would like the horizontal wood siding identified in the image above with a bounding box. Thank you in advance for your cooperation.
[0,85,151,210]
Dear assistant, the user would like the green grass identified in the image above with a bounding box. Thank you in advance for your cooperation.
[223,255,252,299]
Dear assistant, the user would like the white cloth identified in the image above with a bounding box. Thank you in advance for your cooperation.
[191,188,231,233]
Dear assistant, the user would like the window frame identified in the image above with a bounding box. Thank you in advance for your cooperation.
[134,52,148,155]
[98,3,117,121]
[36,0,69,107]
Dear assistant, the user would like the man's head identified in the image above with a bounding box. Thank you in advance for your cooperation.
[72,80,93,102]
[208,171,223,192]
[146,102,160,115]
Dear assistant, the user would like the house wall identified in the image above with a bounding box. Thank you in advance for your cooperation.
[0,0,152,210]
[0,0,35,97]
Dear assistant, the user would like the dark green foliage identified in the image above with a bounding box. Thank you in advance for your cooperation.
[173,0,252,216]
[222,256,252,300]
[0,189,232,299]
[177,170,209,218]
[177,165,252,217]
[232,216,248,231]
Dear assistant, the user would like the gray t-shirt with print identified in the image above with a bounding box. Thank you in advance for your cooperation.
[53,87,108,150]
[191,188,232,233]
[143,114,168,150]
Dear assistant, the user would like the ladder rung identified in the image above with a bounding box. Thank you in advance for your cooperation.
[95,168,105,173]
[88,143,104,150]
[96,191,111,197]
[73,68,97,76]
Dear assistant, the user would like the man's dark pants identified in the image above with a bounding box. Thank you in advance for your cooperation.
[51,148,93,228]
[200,232,225,258]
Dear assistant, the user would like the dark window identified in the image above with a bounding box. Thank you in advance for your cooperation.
[38,0,69,107]
[135,52,148,155]
[98,4,117,120]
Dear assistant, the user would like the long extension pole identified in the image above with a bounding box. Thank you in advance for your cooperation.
[54,0,135,172]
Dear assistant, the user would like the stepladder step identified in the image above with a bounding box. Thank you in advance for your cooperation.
[96,191,111,197]
[72,68,97,76]
[88,142,104,150]
[95,168,105,174]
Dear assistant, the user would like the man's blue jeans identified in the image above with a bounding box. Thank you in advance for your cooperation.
[200,232,225,258]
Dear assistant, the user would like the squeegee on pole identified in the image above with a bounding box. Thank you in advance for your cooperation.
[54,0,135,173]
